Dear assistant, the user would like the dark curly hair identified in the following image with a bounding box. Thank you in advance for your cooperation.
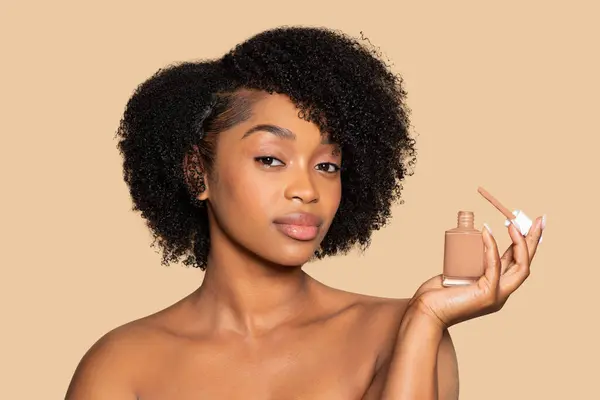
[116,26,417,270]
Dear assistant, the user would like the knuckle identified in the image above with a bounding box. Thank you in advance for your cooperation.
[515,261,530,274]
[515,260,530,273]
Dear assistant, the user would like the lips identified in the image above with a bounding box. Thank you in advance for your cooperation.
[273,212,323,241]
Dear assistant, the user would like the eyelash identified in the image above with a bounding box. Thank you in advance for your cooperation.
[254,157,340,173]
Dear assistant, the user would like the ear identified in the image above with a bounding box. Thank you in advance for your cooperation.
[183,145,209,202]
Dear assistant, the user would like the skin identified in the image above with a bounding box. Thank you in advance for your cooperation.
[66,93,545,400]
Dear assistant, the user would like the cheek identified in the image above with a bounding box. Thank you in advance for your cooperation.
[333,180,342,203]
[214,163,280,222]
[327,181,342,220]
[324,177,342,209]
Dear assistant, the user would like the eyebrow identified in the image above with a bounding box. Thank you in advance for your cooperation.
[241,124,333,145]
[242,124,295,140]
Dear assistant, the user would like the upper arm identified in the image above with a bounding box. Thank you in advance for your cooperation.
[65,330,138,400]
[362,329,459,400]
[437,329,459,400]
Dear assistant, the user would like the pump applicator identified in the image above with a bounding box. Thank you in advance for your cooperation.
[477,186,533,236]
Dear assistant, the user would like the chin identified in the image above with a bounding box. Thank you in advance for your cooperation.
[273,252,316,268]
[265,242,320,268]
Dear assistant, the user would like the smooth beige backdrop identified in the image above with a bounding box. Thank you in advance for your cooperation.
[1,1,598,398]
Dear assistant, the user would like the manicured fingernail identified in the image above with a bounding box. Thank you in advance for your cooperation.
[483,223,493,235]
[541,214,547,230]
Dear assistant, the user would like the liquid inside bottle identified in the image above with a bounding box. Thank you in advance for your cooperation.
[442,211,485,287]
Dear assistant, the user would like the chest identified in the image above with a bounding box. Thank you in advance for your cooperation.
[137,329,378,400]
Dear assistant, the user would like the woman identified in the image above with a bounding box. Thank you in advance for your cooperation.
[66,26,545,399]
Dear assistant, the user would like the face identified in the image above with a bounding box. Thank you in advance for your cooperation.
[201,93,342,267]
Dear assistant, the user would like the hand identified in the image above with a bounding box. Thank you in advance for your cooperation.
[407,215,546,330]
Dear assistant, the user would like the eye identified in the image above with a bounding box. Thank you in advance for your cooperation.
[315,162,341,173]
[255,156,285,168]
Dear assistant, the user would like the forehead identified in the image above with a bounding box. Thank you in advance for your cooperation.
[247,93,327,138]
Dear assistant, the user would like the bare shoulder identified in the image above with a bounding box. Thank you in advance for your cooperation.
[324,286,459,399]
[316,284,412,360]
[350,294,413,365]
[65,313,171,399]
[356,292,459,399]
[323,285,411,330]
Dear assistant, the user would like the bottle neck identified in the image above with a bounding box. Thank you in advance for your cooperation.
[457,211,475,229]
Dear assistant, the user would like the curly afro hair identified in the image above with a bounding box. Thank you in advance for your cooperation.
[116,26,417,270]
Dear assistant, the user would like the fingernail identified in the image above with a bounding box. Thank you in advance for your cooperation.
[483,223,493,235]
[538,233,543,244]
[541,214,547,230]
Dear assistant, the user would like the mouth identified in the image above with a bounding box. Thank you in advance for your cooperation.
[273,212,323,242]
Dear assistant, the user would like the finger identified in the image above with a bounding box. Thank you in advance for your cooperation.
[481,224,501,290]
[509,220,529,267]
[500,221,532,294]
[501,214,546,274]
[500,244,515,274]
[524,215,545,263]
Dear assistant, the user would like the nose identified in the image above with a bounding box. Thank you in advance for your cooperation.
[284,169,319,204]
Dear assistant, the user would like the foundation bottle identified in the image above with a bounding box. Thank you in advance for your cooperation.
[442,211,485,287]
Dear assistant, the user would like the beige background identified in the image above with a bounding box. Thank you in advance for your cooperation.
[1,0,598,398]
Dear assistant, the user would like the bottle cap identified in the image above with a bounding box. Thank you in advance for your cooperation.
[503,209,533,236]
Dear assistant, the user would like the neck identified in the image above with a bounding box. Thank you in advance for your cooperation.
[192,226,315,337]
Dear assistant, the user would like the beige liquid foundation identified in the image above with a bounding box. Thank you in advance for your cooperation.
[442,186,534,287]
[442,211,485,286]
